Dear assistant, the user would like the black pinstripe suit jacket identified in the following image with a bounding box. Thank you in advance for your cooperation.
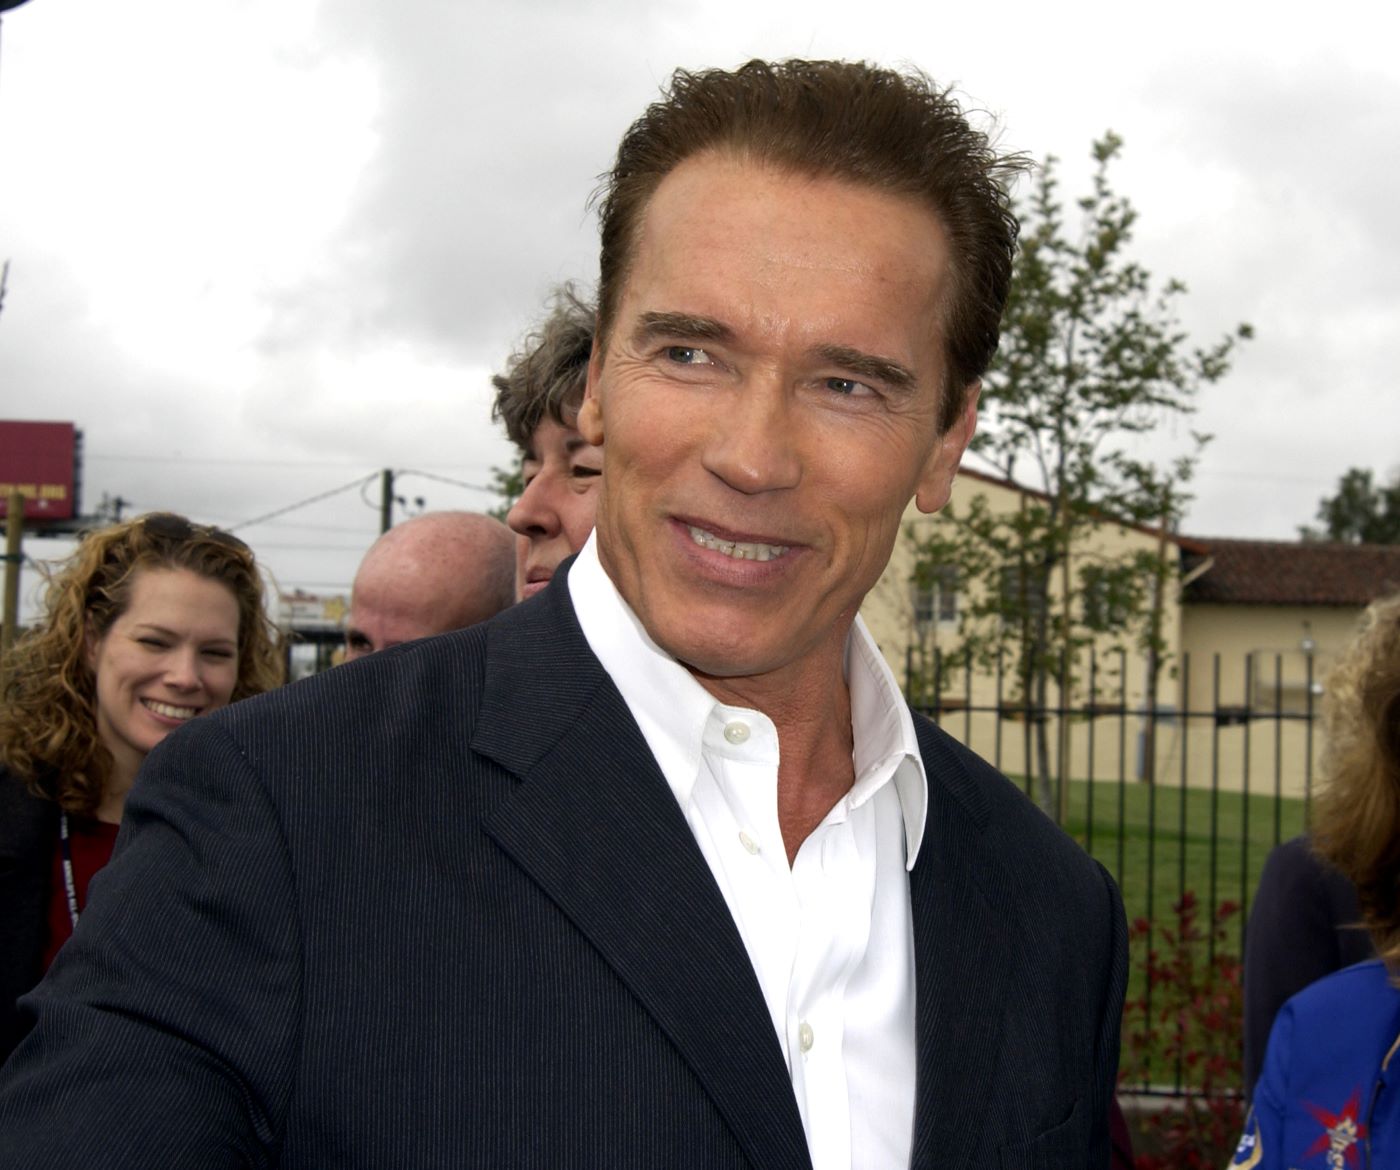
[0,571,1126,1169]
[0,770,57,1066]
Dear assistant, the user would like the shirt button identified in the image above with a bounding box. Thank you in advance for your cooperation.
[798,1020,814,1053]
[738,830,759,855]
[723,721,750,745]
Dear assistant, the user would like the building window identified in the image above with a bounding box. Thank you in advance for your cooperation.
[1080,565,1128,632]
[912,565,958,628]
[999,562,1047,626]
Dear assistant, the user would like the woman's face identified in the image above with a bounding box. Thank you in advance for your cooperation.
[507,416,603,599]
[87,567,241,784]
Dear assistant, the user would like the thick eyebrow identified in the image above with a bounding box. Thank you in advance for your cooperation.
[812,344,918,394]
[631,311,735,347]
[631,313,918,393]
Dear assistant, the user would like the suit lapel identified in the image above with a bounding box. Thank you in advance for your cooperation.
[907,721,1015,1170]
[472,576,812,1170]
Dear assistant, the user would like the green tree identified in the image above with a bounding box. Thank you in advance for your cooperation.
[911,134,1252,814]
[1302,466,1400,543]
[488,457,523,522]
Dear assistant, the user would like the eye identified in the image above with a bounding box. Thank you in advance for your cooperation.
[137,637,169,650]
[665,346,713,366]
[825,376,876,397]
[202,647,236,660]
[570,464,601,480]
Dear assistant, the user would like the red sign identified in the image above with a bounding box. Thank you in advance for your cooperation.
[0,420,78,521]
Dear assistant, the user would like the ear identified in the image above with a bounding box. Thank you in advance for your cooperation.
[914,381,980,515]
[577,336,606,446]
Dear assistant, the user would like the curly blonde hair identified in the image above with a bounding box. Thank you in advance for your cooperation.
[0,513,284,814]
[1312,591,1400,968]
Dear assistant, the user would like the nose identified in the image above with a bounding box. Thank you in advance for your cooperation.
[507,472,562,539]
[700,372,802,495]
[164,647,202,692]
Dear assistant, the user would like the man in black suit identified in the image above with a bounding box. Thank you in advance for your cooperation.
[0,60,1126,1168]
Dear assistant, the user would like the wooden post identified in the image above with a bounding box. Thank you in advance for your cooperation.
[379,469,394,534]
[1058,524,1073,825]
[2,486,24,669]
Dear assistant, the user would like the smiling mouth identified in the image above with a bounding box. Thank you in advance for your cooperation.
[142,699,199,721]
[687,524,791,562]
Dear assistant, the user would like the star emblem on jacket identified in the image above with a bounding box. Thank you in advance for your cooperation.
[1304,1087,1368,1167]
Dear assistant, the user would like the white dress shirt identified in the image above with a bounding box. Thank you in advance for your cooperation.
[570,534,928,1170]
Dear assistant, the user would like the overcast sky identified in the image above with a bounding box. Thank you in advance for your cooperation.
[2,0,1397,613]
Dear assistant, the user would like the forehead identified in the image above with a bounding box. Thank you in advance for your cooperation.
[524,417,592,463]
[618,152,952,360]
[112,567,239,630]
[345,596,439,645]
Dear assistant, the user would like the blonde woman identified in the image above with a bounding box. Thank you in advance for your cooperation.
[1230,592,1400,1169]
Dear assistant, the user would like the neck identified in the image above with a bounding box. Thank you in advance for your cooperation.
[97,755,141,825]
[691,642,856,866]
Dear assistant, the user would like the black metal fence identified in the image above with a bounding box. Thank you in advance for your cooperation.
[906,644,1323,1096]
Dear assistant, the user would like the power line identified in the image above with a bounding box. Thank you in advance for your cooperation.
[235,541,371,552]
[86,452,506,475]
[229,474,379,534]
[395,469,499,495]
[86,453,378,469]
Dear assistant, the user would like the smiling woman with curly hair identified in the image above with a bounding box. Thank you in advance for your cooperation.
[1231,592,1400,1170]
[0,513,282,1062]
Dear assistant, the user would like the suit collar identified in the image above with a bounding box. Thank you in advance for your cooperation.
[472,566,812,1170]
[566,533,930,866]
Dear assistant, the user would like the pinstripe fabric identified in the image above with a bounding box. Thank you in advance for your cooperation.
[0,771,58,1066]
[0,566,1124,1169]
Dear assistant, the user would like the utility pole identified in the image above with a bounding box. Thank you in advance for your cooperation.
[379,469,393,534]
[2,486,24,669]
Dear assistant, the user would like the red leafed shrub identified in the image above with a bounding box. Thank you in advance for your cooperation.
[1120,891,1246,1169]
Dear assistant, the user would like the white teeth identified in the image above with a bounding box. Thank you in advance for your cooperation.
[144,700,198,720]
[687,525,790,562]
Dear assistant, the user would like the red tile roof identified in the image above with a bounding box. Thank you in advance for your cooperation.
[1181,538,1400,606]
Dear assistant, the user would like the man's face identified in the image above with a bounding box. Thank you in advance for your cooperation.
[507,416,602,600]
[581,152,976,688]
[344,596,450,661]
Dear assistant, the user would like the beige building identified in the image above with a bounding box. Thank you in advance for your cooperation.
[861,469,1400,800]
[863,468,1185,796]
[1169,539,1400,798]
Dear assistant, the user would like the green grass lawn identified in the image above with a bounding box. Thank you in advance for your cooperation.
[1044,777,1308,1090]
[1051,777,1307,951]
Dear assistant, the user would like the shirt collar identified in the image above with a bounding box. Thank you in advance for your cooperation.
[568,532,929,868]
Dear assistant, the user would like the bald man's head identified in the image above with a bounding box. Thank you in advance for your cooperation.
[345,512,516,661]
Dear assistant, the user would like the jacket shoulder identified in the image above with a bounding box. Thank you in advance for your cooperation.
[1285,959,1395,1024]
[911,709,1103,886]
[215,621,490,746]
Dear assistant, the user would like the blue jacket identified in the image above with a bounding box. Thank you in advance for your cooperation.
[1232,959,1400,1169]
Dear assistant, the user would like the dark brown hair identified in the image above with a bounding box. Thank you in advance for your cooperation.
[492,284,596,450]
[593,59,1026,432]
[0,513,284,814]
[1312,592,1400,970]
